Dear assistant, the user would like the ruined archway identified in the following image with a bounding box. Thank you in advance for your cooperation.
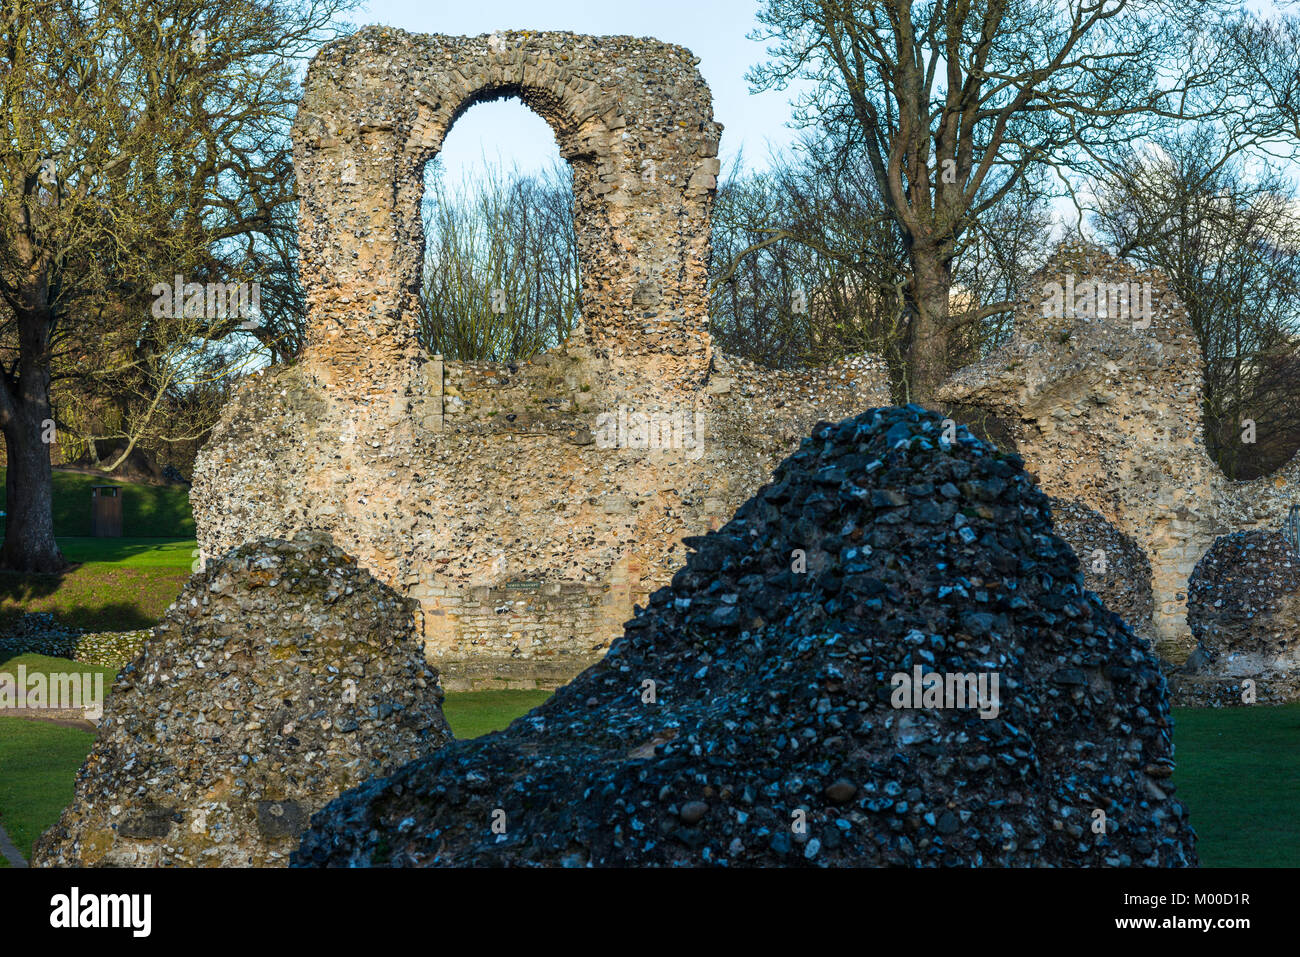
[192,28,891,690]
[293,27,722,391]
[418,98,581,361]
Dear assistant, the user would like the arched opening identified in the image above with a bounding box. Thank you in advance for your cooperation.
[418,96,581,362]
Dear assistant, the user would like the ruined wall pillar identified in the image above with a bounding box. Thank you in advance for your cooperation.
[191,26,893,689]
[292,27,723,395]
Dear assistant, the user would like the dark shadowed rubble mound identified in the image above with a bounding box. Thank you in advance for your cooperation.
[1178,531,1300,706]
[0,612,83,659]
[33,533,452,867]
[1047,498,1154,641]
[294,407,1196,867]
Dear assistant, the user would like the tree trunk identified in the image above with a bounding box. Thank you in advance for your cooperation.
[907,249,954,404]
[1,410,66,572]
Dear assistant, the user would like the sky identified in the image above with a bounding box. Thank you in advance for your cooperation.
[351,0,807,188]
[346,1,1300,209]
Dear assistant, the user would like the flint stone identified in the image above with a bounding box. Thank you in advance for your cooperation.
[293,408,1196,867]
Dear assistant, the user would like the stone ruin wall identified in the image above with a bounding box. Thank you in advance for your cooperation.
[193,345,887,689]
[940,243,1300,662]
[192,30,1296,685]
[191,28,891,690]
[1178,529,1300,703]
[34,535,452,867]
[292,27,721,391]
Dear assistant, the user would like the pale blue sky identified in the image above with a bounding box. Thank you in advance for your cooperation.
[352,0,805,186]
[348,1,1296,203]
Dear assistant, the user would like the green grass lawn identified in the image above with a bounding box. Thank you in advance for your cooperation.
[55,536,197,569]
[442,689,553,740]
[0,468,194,539]
[0,676,1295,866]
[0,652,118,684]
[0,540,193,631]
[0,472,196,634]
[1170,703,1300,867]
[0,717,95,865]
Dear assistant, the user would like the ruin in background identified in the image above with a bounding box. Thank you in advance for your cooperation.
[190,28,890,689]
[941,242,1300,664]
[192,32,1296,690]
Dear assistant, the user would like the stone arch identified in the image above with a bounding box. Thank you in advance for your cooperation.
[405,85,601,358]
[192,27,893,691]
[292,27,723,391]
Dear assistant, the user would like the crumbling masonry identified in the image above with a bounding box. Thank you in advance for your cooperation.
[192,31,1295,685]
[940,243,1300,663]
[191,28,890,688]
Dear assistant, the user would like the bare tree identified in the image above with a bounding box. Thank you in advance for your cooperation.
[709,146,911,377]
[1093,131,1300,479]
[709,134,1050,394]
[0,0,346,570]
[1222,11,1300,148]
[749,0,1244,401]
[420,157,580,361]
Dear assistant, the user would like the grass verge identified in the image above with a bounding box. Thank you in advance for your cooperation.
[1,652,118,683]
[55,537,196,569]
[0,717,94,862]
[442,689,554,740]
[0,561,188,632]
[1171,702,1300,867]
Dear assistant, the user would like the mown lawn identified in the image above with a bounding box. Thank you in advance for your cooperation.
[0,543,192,631]
[0,656,118,865]
[442,689,553,740]
[56,537,196,568]
[0,679,1294,866]
[0,468,194,539]
[0,472,196,634]
[0,717,95,865]
[0,652,118,684]
[1171,703,1300,867]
